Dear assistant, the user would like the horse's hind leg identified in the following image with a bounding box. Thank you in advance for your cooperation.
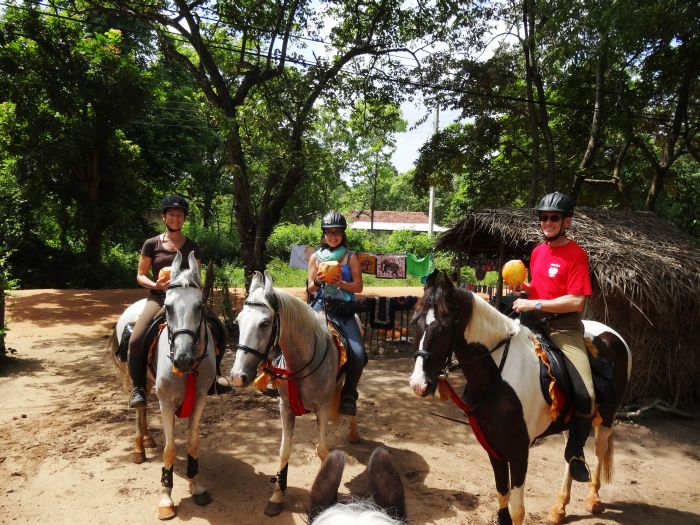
[586,424,613,514]
[489,457,514,525]
[143,407,156,449]
[265,404,295,517]
[186,399,212,506]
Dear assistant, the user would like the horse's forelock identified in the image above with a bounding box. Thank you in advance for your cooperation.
[170,267,200,289]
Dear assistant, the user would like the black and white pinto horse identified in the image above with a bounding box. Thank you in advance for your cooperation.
[230,271,359,516]
[309,447,406,524]
[409,271,631,525]
[107,251,216,520]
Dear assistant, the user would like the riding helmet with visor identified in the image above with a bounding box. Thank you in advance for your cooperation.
[321,211,347,231]
[161,195,189,216]
[535,192,574,217]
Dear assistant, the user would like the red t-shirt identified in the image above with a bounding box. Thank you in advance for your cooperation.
[528,240,592,300]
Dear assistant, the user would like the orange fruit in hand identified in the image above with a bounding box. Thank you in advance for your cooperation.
[501,260,527,287]
[318,261,341,282]
[158,267,172,281]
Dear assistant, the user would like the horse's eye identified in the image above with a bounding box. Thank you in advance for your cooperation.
[260,320,270,328]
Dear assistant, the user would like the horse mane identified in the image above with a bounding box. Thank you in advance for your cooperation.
[248,285,326,343]
[170,267,201,289]
[466,291,518,347]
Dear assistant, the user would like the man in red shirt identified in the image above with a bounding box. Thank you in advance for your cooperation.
[513,192,594,483]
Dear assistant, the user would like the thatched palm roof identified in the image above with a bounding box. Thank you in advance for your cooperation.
[437,207,700,312]
[437,208,700,403]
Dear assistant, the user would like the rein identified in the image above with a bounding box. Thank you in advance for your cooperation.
[237,299,329,381]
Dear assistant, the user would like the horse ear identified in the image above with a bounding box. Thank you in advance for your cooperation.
[425,269,439,288]
[263,271,278,310]
[171,251,183,279]
[249,271,264,293]
[368,446,406,520]
[308,450,345,521]
[187,252,201,286]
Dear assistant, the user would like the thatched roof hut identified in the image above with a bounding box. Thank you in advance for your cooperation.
[437,208,700,404]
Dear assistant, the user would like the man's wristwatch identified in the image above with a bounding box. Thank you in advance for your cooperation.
[534,301,543,311]
[313,278,323,287]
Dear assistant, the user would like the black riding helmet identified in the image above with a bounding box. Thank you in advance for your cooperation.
[535,192,574,217]
[161,195,189,216]
[321,211,347,230]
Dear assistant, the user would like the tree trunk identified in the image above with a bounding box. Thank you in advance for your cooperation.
[74,149,103,267]
[522,0,541,206]
[572,36,608,202]
[645,36,697,211]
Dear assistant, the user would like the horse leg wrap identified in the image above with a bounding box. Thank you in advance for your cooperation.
[271,464,288,492]
[497,507,513,525]
[161,466,174,488]
[187,454,198,479]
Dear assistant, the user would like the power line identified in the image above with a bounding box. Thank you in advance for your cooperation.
[2,1,698,127]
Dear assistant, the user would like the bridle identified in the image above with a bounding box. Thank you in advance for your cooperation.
[414,308,513,379]
[237,299,329,381]
[166,282,209,369]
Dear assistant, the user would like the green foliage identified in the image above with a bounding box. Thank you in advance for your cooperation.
[186,222,240,263]
[266,222,321,261]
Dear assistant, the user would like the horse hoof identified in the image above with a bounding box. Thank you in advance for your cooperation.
[547,508,565,524]
[132,451,146,464]
[157,505,176,520]
[586,498,603,514]
[144,437,157,449]
[264,501,283,516]
[193,491,212,506]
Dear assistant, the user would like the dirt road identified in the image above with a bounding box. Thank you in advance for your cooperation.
[1,289,698,524]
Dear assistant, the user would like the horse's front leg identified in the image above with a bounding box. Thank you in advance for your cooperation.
[585,424,613,514]
[490,457,513,525]
[186,397,212,506]
[264,400,295,517]
[315,405,331,462]
[158,408,177,520]
[133,406,147,464]
[142,406,156,450]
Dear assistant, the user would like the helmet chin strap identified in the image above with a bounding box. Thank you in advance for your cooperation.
[543,224,567,242]
[166,225,182,233]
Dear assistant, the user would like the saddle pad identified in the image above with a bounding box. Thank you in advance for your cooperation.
[533,336,571,422]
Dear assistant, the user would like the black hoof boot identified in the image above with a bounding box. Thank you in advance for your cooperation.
[129,387,147,408]
[569,456,591,483]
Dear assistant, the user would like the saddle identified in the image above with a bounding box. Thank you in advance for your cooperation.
[115,308,228,372]
[525,325,617,425]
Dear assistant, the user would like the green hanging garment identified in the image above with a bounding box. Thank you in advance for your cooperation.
[406,253,433,278]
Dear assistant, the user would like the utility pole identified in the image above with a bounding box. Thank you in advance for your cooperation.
[428,106,439,236]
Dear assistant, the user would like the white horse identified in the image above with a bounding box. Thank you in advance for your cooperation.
[107,251,216,520]
[230,271,358,516]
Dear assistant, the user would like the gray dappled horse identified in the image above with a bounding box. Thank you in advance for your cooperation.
[107,251,216,520]
[230,270,359,516]
[309,447,406,524]
[409,271,632,525]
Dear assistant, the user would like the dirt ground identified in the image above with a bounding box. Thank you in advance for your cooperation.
[1,288,699,525]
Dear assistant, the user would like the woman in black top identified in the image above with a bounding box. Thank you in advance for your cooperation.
[127,195,201,408]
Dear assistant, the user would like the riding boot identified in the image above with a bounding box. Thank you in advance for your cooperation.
[127,351,148,409]
[565,415,593,482]
[339,361,364,416]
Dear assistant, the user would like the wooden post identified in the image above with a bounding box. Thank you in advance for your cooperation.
[495,241,506,310]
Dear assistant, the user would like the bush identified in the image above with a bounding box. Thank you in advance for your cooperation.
[266,222,320,261]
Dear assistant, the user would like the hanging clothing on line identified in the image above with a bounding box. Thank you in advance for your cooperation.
[406,253,432,278]
[289,244,313,270]
[357,252,377,274]
[376,255,406,279]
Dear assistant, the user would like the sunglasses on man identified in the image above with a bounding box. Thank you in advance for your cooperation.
[539,214,562,223]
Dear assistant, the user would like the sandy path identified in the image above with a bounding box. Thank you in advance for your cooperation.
[0,289,698,524]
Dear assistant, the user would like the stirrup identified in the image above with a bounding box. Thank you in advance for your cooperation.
[129,387,147,408]
[568,455,591,483]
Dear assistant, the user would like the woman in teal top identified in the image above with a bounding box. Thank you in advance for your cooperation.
[307,211,365,416]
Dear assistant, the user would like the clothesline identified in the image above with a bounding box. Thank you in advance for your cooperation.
[289,244,434,279]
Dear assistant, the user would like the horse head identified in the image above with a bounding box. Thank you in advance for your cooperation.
[409,270,471,397]
[165,251,205,374]
[309,447,406,524]
[230,270,279,388]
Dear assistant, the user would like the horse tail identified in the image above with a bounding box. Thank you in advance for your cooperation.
[600,430,614,484]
